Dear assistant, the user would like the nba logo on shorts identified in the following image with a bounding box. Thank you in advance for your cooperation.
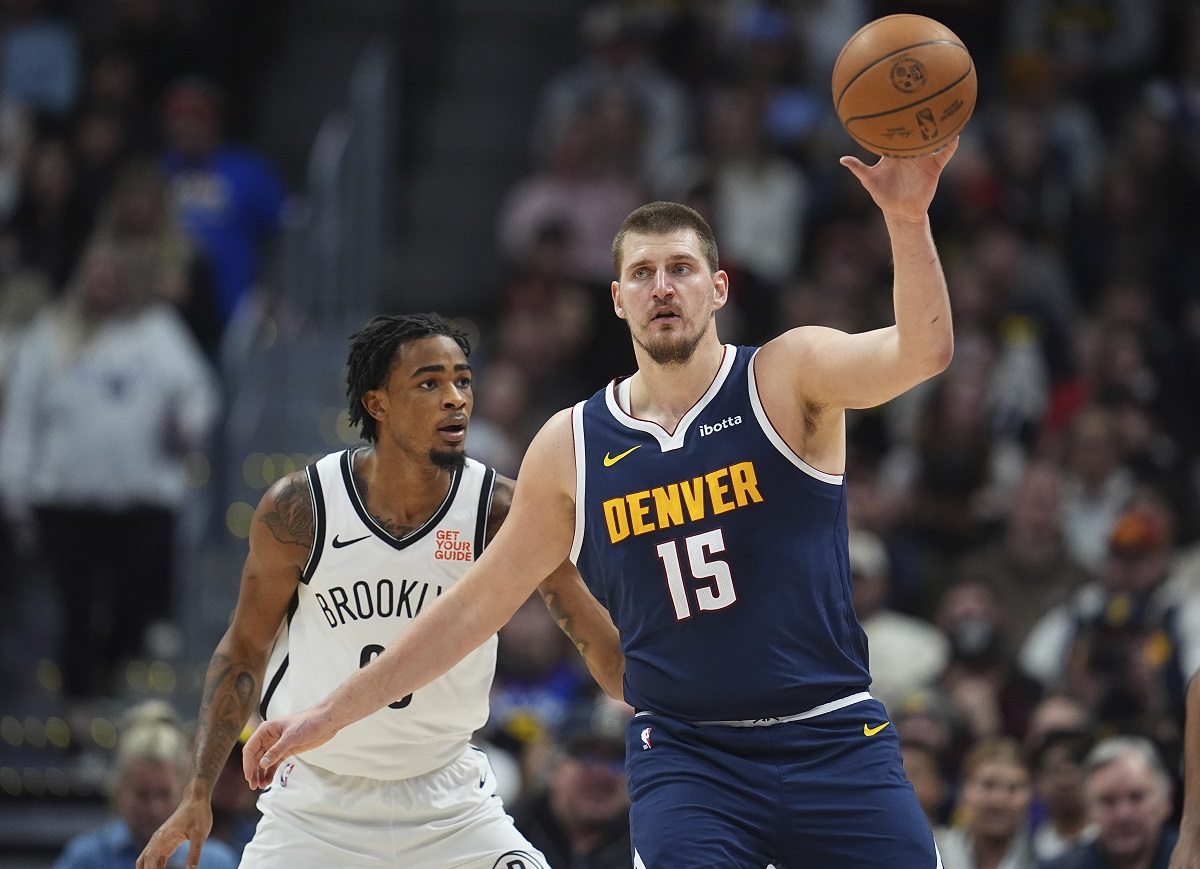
[640,727,652,750]
[280,762,295,788]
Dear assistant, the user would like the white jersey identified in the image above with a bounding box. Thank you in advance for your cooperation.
[260,449,499,780]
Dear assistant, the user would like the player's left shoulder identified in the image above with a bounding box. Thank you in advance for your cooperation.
[755,326,838,398]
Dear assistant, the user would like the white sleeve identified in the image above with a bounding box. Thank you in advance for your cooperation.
[1018,604,1076,687]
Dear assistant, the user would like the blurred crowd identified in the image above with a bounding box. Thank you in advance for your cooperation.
[4,0,1200,867]
[0,0,289,739]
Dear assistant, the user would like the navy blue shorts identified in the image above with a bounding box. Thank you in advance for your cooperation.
[625,697,939,869]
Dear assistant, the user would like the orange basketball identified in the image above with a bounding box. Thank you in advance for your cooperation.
[831,14,976,158]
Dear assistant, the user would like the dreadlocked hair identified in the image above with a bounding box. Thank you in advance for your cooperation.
[346,313,471,443]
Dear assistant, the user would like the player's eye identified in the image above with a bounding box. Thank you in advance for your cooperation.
[456,377,472,389]
[673,265,690,275]
[633,268,649,279]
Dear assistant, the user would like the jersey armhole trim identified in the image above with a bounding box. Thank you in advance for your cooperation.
[300,461,327,584]
[474,467,497,558]
[569,401,587,565]
[258,592,299,718]
[258,655,288,720]
[747,349,844,485]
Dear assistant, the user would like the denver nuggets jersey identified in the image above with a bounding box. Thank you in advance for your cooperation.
[260,449,498,780]
[570,345,871,722]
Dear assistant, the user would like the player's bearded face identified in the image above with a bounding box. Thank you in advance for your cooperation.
[381,336,472,472]
[616,230,719,366]
[631,304,710,366]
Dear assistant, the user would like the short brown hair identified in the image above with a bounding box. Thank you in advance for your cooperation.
[612,201,719,276]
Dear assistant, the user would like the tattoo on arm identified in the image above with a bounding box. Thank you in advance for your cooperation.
[260,473,314,547]
[539,586,589,657]
[193,652,258,785]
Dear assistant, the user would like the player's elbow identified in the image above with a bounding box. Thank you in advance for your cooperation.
[899,329,953,383]
[925,331,954,376]
[599,656,626,702]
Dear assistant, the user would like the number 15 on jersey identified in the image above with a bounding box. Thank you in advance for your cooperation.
[656,528,737,621]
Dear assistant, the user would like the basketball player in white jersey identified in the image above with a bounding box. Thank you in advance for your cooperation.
[137,313,623,869]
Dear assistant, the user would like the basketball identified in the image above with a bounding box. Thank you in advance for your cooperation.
[831,14,976,158]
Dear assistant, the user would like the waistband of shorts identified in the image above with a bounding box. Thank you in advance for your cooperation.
[634,691,874,727]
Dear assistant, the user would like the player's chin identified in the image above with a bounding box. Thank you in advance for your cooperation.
[429,446,466,472]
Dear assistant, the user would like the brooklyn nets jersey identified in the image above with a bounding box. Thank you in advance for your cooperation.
[260,449,499,780]
[570,345,872,722]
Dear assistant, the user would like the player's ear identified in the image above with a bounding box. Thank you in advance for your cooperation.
[362,389,387,424]
[612,280,627,320]
[712,270,729,311]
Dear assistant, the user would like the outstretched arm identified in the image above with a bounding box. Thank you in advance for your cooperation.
[1171,671,1200,868]
[243,410,579,787]
[759,139,958,416]
[137,473,312,869]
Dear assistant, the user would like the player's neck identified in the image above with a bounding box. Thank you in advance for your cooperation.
[628,336,725,429]
[353,445,456,527]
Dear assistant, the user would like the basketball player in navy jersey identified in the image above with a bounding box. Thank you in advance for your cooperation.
[137,313,622,869]
[244,140,962,867]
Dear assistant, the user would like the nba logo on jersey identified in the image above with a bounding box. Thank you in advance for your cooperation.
[641,727,652,750]
[279,762,294,788]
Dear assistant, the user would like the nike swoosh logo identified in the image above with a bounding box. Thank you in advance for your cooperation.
[603,445,641,466]
[331,534,370,548]
[864,722,891,737]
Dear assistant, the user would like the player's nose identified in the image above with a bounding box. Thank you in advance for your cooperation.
[651,270,675,298]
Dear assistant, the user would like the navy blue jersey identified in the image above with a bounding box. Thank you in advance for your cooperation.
[570,345,871,722]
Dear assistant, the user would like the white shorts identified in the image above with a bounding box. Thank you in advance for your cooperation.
[239,745,548,869]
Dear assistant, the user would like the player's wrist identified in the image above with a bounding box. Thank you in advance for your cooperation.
[882,211,930,229]
[182,779,215,803]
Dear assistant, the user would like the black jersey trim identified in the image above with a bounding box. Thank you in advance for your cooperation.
[259,655,288,720]
[300,460,327,584]
[340,448,463,550]
[258,592,299,718]
[473,467,497,558]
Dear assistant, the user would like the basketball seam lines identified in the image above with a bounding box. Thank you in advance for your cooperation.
[833,41,967,111]
[839,61,974,123]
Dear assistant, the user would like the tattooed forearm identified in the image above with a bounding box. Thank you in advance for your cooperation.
[539,587,589,656]
[537,567,624,700]
[261,473,314,547]
[192,652,258,785]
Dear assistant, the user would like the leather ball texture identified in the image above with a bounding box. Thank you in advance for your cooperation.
[832,14,977,157]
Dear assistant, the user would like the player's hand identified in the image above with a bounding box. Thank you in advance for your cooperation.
[135,797,212,869]
[242,708,336,789]
[1170,827,1200,869]
[839,136,959,223]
